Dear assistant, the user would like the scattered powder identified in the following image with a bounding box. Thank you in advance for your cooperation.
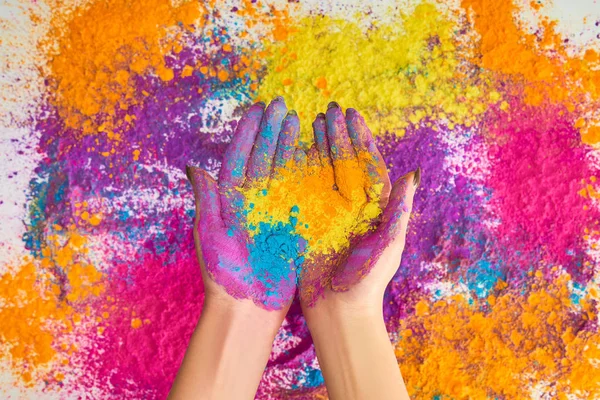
[0,228,103,386]
[2,0,600,397]
[484,95,600,284]
[41,0,204,134]
[461,0,600,143]
[397,272,600,398]
[257,3,498,139]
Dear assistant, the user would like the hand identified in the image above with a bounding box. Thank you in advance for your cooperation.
[299,103,418,400]
[299,102,420,312]
[186,97,303,311]
[169,98,302,400]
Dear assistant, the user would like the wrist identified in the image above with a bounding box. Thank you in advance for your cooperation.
[302,290,384,329]
[301,295,409,400]
[304,301,385,340]
[170,295,285,400]
[201,294,286,337]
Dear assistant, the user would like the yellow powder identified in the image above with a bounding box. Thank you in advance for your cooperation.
[257,3,496,140]
[242,155,383,257]
[396,273,600,398]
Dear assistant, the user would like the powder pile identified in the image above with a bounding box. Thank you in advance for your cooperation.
[240,144,384,303]
[257,3,499,139]
[2,0,600,397]
[42,0,203,135]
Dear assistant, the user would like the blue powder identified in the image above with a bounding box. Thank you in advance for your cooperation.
[303,366,324,388]
[246,206,305,295]
[570,281,585,305]
[464,257,505,299]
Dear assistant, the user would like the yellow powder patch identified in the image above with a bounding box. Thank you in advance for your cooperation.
[0,229,103,385]
[242,157,382,257]
[461,0,600,144]
[42,0,203,135]
[257,3,495,140]
[396,274,600,398]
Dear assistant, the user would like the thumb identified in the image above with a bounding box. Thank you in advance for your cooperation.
[331,168,420,291]
[376,167,420,259]
[186,166,224,229]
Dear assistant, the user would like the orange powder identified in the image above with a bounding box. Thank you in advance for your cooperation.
[396,273,600,398]
[461,0,600,143]
[235,0,298,42]
[41,0,204,135]
[242,153,383,257]
[0,229,103,385]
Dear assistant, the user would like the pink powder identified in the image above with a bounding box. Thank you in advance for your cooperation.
[485,94,599,283]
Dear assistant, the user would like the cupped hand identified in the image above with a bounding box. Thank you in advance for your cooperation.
[300,103,420,313]
[187,97,303,311]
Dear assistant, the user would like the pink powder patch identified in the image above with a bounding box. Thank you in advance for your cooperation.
[485,95,599,282]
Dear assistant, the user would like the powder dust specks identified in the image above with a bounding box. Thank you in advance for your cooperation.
[2,0,600,398]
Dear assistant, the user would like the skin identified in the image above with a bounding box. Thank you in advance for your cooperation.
[170,99,419,400]
[185,97,301,310]
[169,98,300,399]
[301,103,419,400]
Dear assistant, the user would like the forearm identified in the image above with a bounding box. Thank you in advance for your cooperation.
[168,298,282,400]
[305,303,410,400]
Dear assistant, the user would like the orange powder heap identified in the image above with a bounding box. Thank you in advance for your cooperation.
[0,228,103,385]
[242,154,383,257]
[42,0,203,134]
[397,272,600,398]
[461,0,600,143]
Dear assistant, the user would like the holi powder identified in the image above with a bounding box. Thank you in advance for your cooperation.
[240,132,385,305]
[1,0,600,398]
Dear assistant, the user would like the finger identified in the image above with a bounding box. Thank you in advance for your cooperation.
[294,148,308,176]
[325,102,355,161]
[306,144,320,168]
[346,108,391,208]
[218,102,265,188]
[273,110,300,170]
[186,166,224,229]
[378,168,420,249]
[312,113,332,168]
[326,102,358,199]
[246,97,288,181]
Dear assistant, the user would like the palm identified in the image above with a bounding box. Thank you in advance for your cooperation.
[298,105,397,305]
[188,99,302,310]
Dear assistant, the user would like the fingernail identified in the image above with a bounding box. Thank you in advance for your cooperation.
[346,108,356,115]
[287,110,297,116]
[274,96,285,102]
[185,165,193,181]
[413,167,421,188]
[328,101,339,109]
[256,101,266,107]
[317,112,325,118]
